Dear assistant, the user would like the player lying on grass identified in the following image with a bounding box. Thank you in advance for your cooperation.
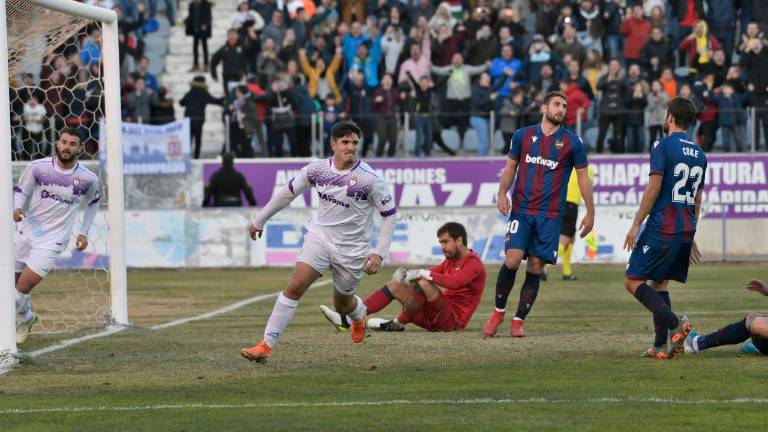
[320,222,486,332]
[684,279,768,356]
[12,127,100,343]
[623,97,706,359]
[483,90,595,338]
[241,121,396,363]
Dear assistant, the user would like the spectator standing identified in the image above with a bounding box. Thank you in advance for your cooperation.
[640,27,675,82]
[299,47,343,104]
[693,73,718,152]
[560,79,590,131]
[381,24,405,75]
[398,30,431,85]
[469,72,505,156]
[601,0,623,61]
[126,77,156,123]
[406,71,434,157]
[658,66,679,100]
[705,0,737,66]
[136,56,158,92]
[582,49,605,95]
[432,53,488,149]
[490,44,521,99]
[263,10,287,47]
[321,94,347,156]
[740,37,768,150]
[553,24,586,68]
[624,82,648,153]
[713,83,747,152]
[150,86,175,125]
[499,89,524,154]
[21,93,48,160]
[344,71,375,156]
[290,79,314,157]
[645,80,669,149]
[467,25,497,66]
[596,59,629,153]
[210,29,255,96]
[257,38,285,89]
[202,153,257,207]
[372,73,399,157]
[179,76,224,159]
[254,77,297,157]
[619,5,651,68]
[185,0,212,72]
[522,34,557,84]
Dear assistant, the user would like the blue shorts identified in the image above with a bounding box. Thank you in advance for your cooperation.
[625,230,692,283]
[504,212,560,265]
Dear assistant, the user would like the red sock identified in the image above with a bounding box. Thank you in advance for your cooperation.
[364,287,394,314]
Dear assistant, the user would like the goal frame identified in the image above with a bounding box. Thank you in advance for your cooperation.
[0,0,127,359]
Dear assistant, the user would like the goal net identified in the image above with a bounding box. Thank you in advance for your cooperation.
[2,0,127,363]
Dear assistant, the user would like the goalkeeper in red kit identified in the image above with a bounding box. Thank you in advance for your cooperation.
[320,222,486,332]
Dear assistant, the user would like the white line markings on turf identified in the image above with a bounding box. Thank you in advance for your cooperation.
[3,397,768,414]
[22,279,333,359]
[149,279,332,331]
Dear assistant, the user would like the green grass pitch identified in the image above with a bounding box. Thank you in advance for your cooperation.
[1,263,766,431]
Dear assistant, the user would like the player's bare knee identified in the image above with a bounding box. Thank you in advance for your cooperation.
[526,260,544,274]
[503,256,522,270]
[403,295,421,313]
[746,313,768,336]
[283,280,307,300]
[624,278,639,294]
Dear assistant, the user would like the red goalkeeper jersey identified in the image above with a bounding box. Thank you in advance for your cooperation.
[429,251,486,329]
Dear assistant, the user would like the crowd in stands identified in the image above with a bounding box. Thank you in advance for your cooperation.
[9,0,768,160]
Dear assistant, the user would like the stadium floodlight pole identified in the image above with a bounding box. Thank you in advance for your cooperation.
[18,0,128,325]
[1,0,19,359]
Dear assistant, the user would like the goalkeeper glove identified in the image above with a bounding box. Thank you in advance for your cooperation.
[405,269,432,282]
[392,267,407,283]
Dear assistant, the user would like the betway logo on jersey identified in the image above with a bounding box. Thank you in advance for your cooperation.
[40,190,74,205]
[525,154,559,170]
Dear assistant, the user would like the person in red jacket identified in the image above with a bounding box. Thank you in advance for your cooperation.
[619,5,652,67]
[320,222,486,332]
[560,79,590,130]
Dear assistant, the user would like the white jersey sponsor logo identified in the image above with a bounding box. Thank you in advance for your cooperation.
[525,154,559,170]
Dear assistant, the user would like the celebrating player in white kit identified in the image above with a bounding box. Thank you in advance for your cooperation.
[12,127,101,343]
[241,121,396,363]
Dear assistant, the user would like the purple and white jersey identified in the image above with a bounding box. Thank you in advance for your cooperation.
[284,158,395,258]
[13,157,101,250]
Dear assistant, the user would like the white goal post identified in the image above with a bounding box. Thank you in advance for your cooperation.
[0,0,127,362]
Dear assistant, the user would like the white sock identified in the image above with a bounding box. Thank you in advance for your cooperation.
[15,290,33,321]
[347,296,367,323]
[263,293,299,348]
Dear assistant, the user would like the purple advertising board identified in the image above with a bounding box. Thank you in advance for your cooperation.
[203,155,768,218]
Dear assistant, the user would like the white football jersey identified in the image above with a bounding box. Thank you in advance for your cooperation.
[14,157,101,250]
[288,158,395,258]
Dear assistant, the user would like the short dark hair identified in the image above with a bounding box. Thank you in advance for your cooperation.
[330,120,362,141]
[666,96,697,129]
[437,222,468,246]
[59,127,83,144]
[543,90,567,105]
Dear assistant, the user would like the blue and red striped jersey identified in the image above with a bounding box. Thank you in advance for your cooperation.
[507,124,588,220]
[646,132,708,241]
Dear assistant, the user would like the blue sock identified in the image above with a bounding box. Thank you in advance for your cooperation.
[495,264,518,311]
[697,318,750,350]
[653,291,671,348]
[633,283,679,330]
[514,272,541,320]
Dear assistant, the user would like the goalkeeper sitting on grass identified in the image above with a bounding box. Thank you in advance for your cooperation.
[321,222,486,332]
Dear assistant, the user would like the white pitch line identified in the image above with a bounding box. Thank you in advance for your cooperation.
[19,279,333,361]
[3,397,768,414]
[26,325,127,358]
[149,279,332,331]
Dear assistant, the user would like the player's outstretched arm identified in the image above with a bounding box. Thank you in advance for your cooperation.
[249,169,311,240]
[575,167,595,238]
[497,158,518,216]
[624,174,662,252]
[747,279,768,297]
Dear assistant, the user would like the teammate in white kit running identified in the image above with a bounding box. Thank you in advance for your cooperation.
[241,121,397,363]
[12,127,101,343]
